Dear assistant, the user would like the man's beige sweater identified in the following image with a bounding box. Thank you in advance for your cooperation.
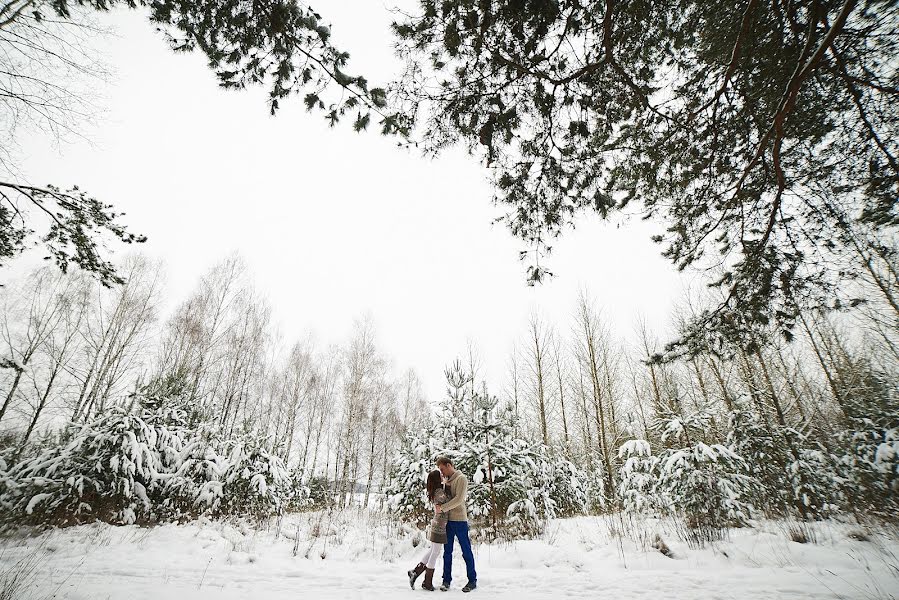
[439,470,469,522]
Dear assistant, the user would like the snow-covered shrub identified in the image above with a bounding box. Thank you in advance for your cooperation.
[0,379,291,526]
[384,428,448,526]
[0,408,161,525]
[385,381,596,540]
[213,439,289,518]
[494,445,597,536]
[617,439,661,515]
[305,475,332,509]
[839,421,898,519]
[788,442,844,519]
[727,405,842,519]
[658,411,753,533]
[141,393,214,521]
[282,469,313,512]
[657,440,752,545]
[618,409,753,546]
[155,432,288,522]
[834,367,899,520]
[726,407,790,515]
[534,446,597,517]
[153,429,220,521]
[503,494,543,539]
[0,432,18,466]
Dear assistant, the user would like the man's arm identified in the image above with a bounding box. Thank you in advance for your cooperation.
[437,475,468,512]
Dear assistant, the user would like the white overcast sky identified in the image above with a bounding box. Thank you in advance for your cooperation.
[13,1,690,401]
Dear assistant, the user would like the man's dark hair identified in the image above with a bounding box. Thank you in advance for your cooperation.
[435,456,453,467]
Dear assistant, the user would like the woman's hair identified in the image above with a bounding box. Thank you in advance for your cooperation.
[426,470,443,501]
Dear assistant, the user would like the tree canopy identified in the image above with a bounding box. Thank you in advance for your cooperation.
[391,0,898,355]
[2,0,896,356]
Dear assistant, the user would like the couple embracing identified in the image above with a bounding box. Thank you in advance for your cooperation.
[407,456,477,592]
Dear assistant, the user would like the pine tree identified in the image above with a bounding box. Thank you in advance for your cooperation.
[727,402,843,519]
[619,407,753,546]
[386,360,595,539]
[392,0,898,353]
[0,376,291,526]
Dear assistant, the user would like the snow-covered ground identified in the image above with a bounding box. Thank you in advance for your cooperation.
[1,510,897,599]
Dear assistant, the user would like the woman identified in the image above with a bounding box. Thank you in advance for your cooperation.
[407,469,451,591]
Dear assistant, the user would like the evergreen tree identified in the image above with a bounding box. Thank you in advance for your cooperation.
[619,407,753,545]
[0,375,290,525]
[386,360,595,539]
[833,362,899,519]
[727,403,843,519]
[392,0,899,354]
[617,439,660,515]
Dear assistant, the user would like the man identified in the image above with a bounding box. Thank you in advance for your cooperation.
[435,456,477,592]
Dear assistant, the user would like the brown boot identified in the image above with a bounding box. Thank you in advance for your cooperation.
[421,568,436,591]
[408,563,426,589]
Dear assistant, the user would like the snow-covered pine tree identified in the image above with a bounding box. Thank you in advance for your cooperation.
[140,376,211,522]
[656,409,752,545]
[384,425,448,526]
[534,444,599,517]
[834,362,899,520]
[0,374,291,526]
[212,437,289,518]
[386,361,594,539]
[444,359,472,442]
[726,406,792,515]
[617,439,660,515]
[0,407,162,525]
[283,468,314,512]
[727,401,842,520]
[458,388,546,538]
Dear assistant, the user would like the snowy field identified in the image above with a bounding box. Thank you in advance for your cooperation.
[1,510,897,599]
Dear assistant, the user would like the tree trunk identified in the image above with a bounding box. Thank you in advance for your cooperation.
[691,358,710,405]
[706,355,734,412]
[17,360,63,456]
[555,354,569,446]
[799,313,843,411]
[587,340,615,499]
[576,363,593,452]
[739,350,769,423]
[363,412,379,509]
[0,358,28,424]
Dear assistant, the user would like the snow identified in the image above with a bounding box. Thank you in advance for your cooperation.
[133,481,150,508]
[875,430,898,469]
[1,510,896,599]
[250,473,268,495]
[24,493,51,515]
[473,466,485,484]
[618,439,651,458]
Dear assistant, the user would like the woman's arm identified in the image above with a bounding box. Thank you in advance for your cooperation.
[437,476,468,512]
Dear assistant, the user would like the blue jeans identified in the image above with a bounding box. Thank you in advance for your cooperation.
[443,520,476,585]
